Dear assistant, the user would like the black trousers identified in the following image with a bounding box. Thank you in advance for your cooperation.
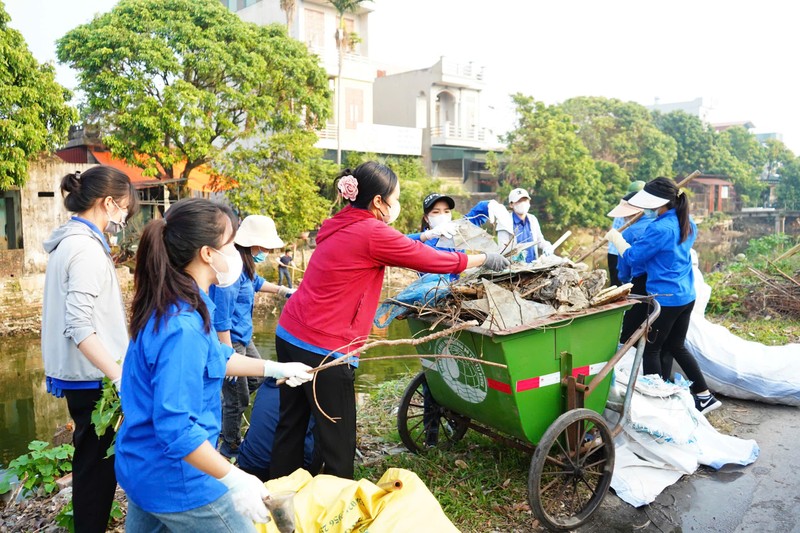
[269,336,356,480]
[641,300,708,394]
[64,388,117,533]
[607,253,621,287]
[620,274,649,344]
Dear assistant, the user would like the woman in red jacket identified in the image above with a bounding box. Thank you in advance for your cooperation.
[270,161,508,479]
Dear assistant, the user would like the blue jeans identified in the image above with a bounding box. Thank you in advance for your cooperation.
[278,268,292,288]
[220,341,263,457]
[125,492,256,533]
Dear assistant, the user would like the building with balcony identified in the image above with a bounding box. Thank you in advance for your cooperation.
[373,57,502,192]
[222,0,421,158]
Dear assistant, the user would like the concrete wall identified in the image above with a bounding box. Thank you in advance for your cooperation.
[374,68,437,127]
[21,158,96,274]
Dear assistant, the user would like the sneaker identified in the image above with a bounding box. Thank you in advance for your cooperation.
[694,393,722,415]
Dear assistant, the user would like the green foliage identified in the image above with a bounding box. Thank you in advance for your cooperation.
[0,1,77,189]
[652,111,718,176]
[56,499,123,532]
[215,131,335,240]
[0,441,74,496]
[713,126,766,206]
[492,95,609,231]
[91,378,122,457]
[558,96,676,182]
[343,153,452,235]
[744,233,795,262]
[777,157,800,210]
[56,0,330,182]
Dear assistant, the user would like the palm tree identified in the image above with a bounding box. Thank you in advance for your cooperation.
[279,0,296,34]
[328,0,368,165]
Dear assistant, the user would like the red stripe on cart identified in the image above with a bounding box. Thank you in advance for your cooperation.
[571,362,607,378]
[516,371,560,392]
[486,378,512,394]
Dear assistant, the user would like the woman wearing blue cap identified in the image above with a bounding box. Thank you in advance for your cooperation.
[606,177,721,415]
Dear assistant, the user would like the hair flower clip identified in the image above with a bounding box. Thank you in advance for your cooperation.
[338,175,359,202]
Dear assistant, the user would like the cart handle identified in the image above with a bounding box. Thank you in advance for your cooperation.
[584,296,661,398]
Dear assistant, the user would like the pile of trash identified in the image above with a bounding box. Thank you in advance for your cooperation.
[376,221,632,332]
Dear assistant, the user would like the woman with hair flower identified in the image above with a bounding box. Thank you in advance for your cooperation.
[269,161,510,480]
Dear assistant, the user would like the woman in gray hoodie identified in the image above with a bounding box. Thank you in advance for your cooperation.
[42,165,138,533]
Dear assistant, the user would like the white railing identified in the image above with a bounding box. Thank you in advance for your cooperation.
[314,123,423,156]
[440,58,484,81]
[431,124,486,142]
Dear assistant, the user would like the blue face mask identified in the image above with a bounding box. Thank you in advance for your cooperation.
[253,251,267,263]
[643,209,657,219]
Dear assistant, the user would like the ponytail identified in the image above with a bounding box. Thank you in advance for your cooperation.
[129,198,230,338]
[672,190,693,243]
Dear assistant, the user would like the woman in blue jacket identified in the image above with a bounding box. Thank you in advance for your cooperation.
[116,199,313,531]
[607,177,721,415]
[211,214,295,459]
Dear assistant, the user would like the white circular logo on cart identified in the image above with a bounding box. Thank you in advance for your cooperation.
[433,338,487,404]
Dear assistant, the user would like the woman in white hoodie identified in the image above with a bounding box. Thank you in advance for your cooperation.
[41,165,138,533]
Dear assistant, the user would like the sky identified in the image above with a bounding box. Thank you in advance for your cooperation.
[7,0,800,154]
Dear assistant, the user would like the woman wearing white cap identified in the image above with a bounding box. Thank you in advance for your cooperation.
[464,188,553,261]
[210,214,295,458]
[606,177,721,415]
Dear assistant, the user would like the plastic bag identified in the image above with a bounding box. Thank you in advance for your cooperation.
[256,468,459,533]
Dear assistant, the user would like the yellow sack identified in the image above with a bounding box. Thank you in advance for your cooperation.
[256,467,459,533]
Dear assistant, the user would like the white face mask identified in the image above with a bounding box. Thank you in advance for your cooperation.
[512,200,530,216]
[382,199,401,225]
[427,212,452,229]
[210,247,243,288]
[105,199,128,234]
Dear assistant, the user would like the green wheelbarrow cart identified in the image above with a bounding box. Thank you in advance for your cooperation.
[397,297,661,531]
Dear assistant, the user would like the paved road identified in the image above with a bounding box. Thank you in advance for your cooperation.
[580,397,800,533]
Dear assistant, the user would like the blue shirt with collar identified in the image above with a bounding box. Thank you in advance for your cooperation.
[616,217,653,283]
[618,209,696,306]
[209,270,266,345]
[115,290,235,513]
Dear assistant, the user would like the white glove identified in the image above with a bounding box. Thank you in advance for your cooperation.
[421,221,457,241]
[218,465,270,523]
[605,229,630,255]
[277,286,296,298]
[487,200,514,234]
[263,360,313,387]
[541,242,555,257]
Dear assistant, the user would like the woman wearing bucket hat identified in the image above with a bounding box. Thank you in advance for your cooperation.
[210,214,295,459]
[607,181,645,286]
[605,177,721,415]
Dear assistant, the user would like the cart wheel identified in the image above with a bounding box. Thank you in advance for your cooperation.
[397,371,469,454]
[528,408,615,531]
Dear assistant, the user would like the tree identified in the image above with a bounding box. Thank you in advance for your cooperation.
[57,0,330,184]
[343,152,452,235]
[214,131,334,240]
[714,126,766,206]
[329,0,369,165]
[491,95,610,232]
[0,1,76,189]
[280,0,296,33]
[652,110,718,176]
[776,157,800,211]
[559,96,676,182]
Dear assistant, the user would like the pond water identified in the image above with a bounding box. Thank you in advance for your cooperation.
[0,232,760,466]
[0,311,414,466]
